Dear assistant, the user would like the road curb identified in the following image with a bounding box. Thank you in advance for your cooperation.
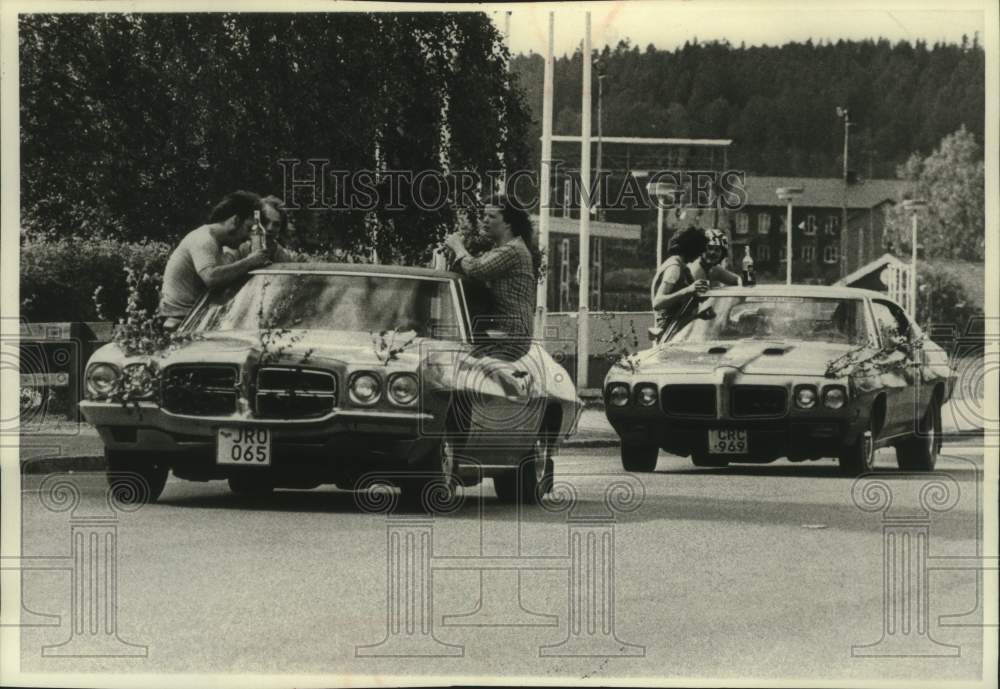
[21,455,107,475]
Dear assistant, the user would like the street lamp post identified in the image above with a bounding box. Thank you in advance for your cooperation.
[903,199,927,316]
[777,187,804,285]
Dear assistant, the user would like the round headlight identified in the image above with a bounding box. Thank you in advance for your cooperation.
[608,384,630,407]
[824,387,846,409]
[636,384,658,407]
[86,363,120,398]
[349,373,381,405]
[388,374,418,406]
[795,386,817,409]
[122,363,156,399]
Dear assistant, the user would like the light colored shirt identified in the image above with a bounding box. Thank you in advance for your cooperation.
[158,225,234,318]
[651,255,692,330]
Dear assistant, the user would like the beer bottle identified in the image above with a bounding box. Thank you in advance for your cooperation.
[741,245,756,286]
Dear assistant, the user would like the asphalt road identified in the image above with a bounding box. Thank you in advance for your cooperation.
[15,445,988,683]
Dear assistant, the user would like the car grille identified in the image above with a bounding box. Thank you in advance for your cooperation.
[731,386,788,418]
[255,367,337,419]
[662,385,717,418]
[161,365,239,416]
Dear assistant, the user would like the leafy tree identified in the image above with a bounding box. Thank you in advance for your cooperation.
[510,37,984,179]
[19,13,530,264]
[884,126,984,261]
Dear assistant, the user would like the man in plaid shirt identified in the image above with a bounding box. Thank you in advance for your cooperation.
[444,202,538,339]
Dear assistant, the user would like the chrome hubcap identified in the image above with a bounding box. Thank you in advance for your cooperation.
[534,437,548,482]
[862,429,874,469]
[441,438,456,484]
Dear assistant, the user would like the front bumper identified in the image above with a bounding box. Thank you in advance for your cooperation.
[79,401,441,476]
[609,415,857,461]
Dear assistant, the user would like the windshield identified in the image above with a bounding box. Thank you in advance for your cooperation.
[670,295,870,345]
[182,273,462,339]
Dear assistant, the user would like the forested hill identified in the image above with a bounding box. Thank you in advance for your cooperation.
[510,36,984,178]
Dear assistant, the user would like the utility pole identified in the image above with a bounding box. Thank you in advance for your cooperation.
[595,59,606,222]
[535,11,554,338]
[576,13,592,390]
[836,107,852,278]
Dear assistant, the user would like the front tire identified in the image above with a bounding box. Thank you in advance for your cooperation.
[621,443,658,472]
[105,450,168,504]
[896,400,941,471]
[400,435,460,511]
[839,416,876,476]
[494,431,554,505]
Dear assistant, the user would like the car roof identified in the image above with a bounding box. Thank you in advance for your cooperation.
[250,263,462,280]
[704,284,885,300]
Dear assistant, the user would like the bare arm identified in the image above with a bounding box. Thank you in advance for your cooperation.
[652,265,696,311]
[710,264,741,286]
[198,253,269,288]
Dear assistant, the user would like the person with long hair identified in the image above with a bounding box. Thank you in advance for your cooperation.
[650,226,710,335]
[443,196,539,338]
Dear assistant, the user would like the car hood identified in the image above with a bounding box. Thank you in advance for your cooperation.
[92,329,433,371]
[634,339,861,377]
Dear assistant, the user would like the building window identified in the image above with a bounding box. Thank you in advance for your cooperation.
[558,238,571,311]
[824,215,840,235]
[804,215,817,236]
[778,247,787,262]
[757,213,771,235]
[823,244,839,264]
[735,212,749,234]
[802,245,816,262]
[757,244,770,261]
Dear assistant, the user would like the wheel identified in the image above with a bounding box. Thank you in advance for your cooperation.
[691,454,729,468]
[228,475,275,497]
[400,434,460,511]
[621,443,658,472]
[494,431,554,505]
[895,400,941,471]
[105,450,168,504]
[838,415,876,476]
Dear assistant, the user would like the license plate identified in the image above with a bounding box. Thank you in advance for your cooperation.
[217,427,271,466]
[708,429,748,454]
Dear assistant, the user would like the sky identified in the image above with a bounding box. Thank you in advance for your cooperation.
[486,1,986,57]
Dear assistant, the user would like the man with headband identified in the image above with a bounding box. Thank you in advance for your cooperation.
[690,228,741,286]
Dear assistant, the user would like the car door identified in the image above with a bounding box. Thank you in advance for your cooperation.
[870,299,919,437]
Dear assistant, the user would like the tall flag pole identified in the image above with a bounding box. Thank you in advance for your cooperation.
[536,12,554,337]
[576,12,592,389]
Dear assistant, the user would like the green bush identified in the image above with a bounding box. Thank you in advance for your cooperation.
[20,231,170,323]
[915,263,984,348]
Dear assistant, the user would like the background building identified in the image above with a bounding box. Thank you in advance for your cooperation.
[723,176,910,283]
